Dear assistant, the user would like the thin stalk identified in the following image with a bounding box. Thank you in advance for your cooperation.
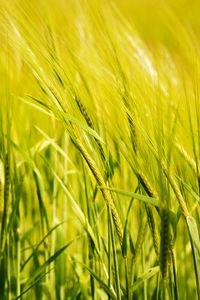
[142,244,147,300]
[7,237,11,300]
[124,257,130,300]
[109,207,121,300]
[16,228,21,298]
[108,207,111,300]
[171,249,178,300]
[156,272,161,300]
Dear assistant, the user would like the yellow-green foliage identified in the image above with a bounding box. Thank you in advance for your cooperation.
[0,1,199,299]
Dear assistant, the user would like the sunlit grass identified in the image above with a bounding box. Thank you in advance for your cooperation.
[0,0,199,299]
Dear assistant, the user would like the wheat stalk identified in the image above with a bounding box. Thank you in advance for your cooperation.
[134,217,147,260]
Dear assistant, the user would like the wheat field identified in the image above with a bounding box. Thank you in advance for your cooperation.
[0,0,199,299]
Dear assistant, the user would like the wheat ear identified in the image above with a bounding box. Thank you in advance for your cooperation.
[160,205,170,281]
[75,137,123,245]
[1,153,10,248]
[137,172,160,256]
[75,96,105,162]
[146,205,160,257]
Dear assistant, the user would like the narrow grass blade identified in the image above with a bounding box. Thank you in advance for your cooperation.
[131,266,160,292]
[186,216,200,299]
[100,187,159,207]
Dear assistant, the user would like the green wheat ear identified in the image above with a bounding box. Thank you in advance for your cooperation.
[74,95,105,162]
[0,159,4,224]
[0,180,3,230]
[74,137,123,245]
[1,153,10,250]
[146,205,160,257]
[160,205,170,281]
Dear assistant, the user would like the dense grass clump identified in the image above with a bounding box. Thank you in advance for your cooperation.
[0,0,199,299]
